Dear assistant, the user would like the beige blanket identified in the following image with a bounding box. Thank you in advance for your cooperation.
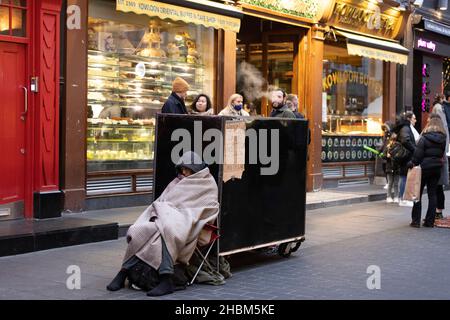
[123,168,219,270]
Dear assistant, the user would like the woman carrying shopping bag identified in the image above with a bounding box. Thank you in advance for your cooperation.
[407,116,447,228]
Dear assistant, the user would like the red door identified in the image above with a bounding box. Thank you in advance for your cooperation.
[0,41,26,220]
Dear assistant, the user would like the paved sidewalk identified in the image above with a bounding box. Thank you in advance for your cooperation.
[1,191,449,300]
[70,185,387,233]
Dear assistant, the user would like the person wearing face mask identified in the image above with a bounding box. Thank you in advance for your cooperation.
[269,89,296,119]
[106,151,219,296]
[218,93,250,116]
[190,94,214,116]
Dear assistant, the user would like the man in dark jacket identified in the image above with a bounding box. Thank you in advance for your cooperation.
[270,89,296,119]
[161,77,190,114]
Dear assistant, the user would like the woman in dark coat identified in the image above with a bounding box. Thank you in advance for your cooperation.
[407,116,447,228]
[395,112,417,205]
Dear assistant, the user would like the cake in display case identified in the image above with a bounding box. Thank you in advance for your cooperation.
[87,118,155,172]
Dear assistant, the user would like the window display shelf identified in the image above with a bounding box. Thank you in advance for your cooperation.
[87,49,204,119]
[87,121,155,171]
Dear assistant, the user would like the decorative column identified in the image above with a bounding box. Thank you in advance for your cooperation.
[61,0,88,212]
[32,0,63,219]
[217,29,237,110]
[305,25,325,192]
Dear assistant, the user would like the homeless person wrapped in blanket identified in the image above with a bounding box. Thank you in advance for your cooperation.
[107,151,220,296]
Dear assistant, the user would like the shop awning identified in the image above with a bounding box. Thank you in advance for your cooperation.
[116,0,242,33]
[336,30,409,65]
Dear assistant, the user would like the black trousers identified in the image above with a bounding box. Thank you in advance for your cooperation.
[411,168,441,225]
[437,184,445,210]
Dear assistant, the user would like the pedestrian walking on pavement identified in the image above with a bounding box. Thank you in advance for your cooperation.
[394,112,417,207]
[407,116,447,228]
[380,121,400,203]
[431,97,449,220]
[161,77,190,114]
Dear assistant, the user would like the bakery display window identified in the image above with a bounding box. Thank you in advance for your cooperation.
[322,42,384,137]
[321,41,384,163]
[87,1,215,173]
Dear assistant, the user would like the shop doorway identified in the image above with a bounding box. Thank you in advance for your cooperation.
[0,41,26,220]
[236,16,305,116]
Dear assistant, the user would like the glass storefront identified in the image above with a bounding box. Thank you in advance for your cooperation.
[87,1,215,173]
[321,39,384,163]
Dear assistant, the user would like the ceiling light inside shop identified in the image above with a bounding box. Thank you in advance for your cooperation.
[439,0,448,10]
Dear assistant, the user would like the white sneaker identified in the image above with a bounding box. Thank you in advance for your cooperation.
[386,197,394,203]
[393,197,399,203]
[405,200,414,207]
[383,184,388,190]
[399,200,414,207]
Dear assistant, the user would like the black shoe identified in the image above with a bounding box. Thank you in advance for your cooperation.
[147,274,175,297]
[106,269,128,291]
[410,222,420,228]
[422,222,434,228]
[435,213,444,220]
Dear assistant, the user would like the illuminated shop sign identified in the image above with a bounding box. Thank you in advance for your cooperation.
[323,0,403,39]
[421,63,430,113]
[417,38,436,52]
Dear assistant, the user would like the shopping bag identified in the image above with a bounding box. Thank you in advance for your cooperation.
[404,166,421,202]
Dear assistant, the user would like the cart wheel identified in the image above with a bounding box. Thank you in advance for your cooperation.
[278,241,302,258]
[277,243,292,258]
[290,240,302,253]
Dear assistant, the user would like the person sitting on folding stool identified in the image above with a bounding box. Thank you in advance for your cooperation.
[107,151,219,296]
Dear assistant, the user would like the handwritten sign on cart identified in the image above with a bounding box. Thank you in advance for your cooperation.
[223,120,246,182]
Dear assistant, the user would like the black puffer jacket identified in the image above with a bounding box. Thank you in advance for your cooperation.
[395,119,416,175]
[411,132,446,170]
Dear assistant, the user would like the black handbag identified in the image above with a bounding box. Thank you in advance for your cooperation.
[388,141,411,162]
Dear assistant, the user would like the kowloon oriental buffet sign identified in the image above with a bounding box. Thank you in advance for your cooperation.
[323,0,404,39]
[116,0,241,33]
[322,71,383,96]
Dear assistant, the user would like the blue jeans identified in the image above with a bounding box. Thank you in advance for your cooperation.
[399,175,407,199]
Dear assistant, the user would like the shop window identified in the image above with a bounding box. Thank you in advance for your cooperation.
[236,38,295,115]
[322,43,384,136]
[267,42,294,92]
[0,0,27,37]
[321,42,384,163]
[87,2,215,173]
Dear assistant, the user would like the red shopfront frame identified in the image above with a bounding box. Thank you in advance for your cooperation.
[0,0,62,218]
